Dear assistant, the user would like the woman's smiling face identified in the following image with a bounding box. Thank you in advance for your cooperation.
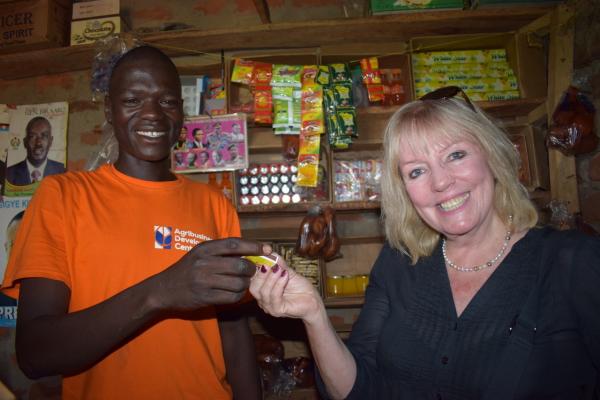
[397,134,497,239]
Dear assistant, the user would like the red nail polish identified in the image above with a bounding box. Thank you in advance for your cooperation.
[260,265,267,273]
[281,270,286,277]
[272,264,279,273]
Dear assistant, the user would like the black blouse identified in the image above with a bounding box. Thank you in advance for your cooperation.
[330,227,600,400]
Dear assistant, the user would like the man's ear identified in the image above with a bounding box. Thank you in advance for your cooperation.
[104,95,112,124]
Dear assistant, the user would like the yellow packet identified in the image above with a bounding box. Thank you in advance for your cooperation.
[244,254,280,269]
[231,59,255,85]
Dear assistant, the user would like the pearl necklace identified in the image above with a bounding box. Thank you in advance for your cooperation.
[442,216,513,273]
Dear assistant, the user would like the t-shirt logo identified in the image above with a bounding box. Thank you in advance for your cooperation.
[154,226,172,249]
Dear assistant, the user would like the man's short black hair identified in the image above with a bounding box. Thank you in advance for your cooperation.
[25,116,51,135]
[108,45,180,95]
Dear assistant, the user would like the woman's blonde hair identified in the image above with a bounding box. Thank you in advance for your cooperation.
[381,98,538,264]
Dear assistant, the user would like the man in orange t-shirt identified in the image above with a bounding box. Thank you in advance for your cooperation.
[1,46,269,399]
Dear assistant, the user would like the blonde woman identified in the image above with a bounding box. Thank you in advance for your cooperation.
[251,87,600,399]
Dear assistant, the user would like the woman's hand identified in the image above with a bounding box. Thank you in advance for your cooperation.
[250,255,323,323]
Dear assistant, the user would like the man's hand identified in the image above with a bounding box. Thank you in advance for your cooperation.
[152,238,270,312]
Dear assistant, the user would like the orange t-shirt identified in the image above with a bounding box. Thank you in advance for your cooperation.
[1,164,241,400]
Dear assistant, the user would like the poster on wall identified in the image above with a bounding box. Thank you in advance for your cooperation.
[0,104,12,196]
[0,197,30,327]
[171,113,248,173]
[4,102,69,197]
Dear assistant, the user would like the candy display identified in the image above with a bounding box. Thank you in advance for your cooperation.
[273,243,320,289]
[237,162,303,207]
[412,49,520,100]
[334,158,382,202]
[326,274,369,296]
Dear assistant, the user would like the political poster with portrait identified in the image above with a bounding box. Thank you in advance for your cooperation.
[171,113,249,173]
[4,102,69,197]
[0,104,11,196]
[0,197,30,327]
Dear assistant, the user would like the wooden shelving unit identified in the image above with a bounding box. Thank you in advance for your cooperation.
[0,5,554,81]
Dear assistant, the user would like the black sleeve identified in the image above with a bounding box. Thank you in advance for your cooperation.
[562,231,600,372]
[316,243,401,399]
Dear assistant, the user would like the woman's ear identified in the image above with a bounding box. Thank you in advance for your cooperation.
[104,95,112,124]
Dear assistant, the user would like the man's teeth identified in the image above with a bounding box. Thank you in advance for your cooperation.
[137,131,165,138]
[439,193,469,211]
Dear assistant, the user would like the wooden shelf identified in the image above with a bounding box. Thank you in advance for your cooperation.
[241,227,299,241]
[238,201,327,215]
[237,201,380,215]
[323,296,365,308]
[356,97,547,120]
[333,201,381,211]
[0,5,553,81]
[478,97,547,119]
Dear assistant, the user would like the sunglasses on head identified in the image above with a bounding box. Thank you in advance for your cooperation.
[419,85,476,112]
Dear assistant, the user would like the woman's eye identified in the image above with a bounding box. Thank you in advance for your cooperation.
[408,168,424,179]
[448,150,466,161]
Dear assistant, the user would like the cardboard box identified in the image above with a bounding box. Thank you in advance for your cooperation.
[72,0,119,20]
[0,0,69,54]
[410,32,547,100]
[371,0,465,14]
[70,15,122,46]
[508,124,549,190]
[471,0,558,8]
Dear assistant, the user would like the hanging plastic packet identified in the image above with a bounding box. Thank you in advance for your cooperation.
[300,83,324,135]
[254,86,273,124]
[323,88,337,113]
[359,57,382,85]
[547,86,597,155]
[252,62,273,86]
[273,98,301,130]
[315,65,330,86]
[367,84,385,104]
[301,84,323,111]
[302,65,318,86]
[231,59,255,85]
[333,85,353,108]
[272,86,295,101]
[282,135,300,160]
[337,108,358,138]
[329,63,352,84]
[275,126,300,135]
[301,110,324,135]
[271,65,303,88]
[297,120,321,187]
[273,99,294,128]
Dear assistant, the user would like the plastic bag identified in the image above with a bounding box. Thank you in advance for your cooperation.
[87,34,142,170]
[85,122,119,171]
[90,34,142,102]
[546,86,597,155]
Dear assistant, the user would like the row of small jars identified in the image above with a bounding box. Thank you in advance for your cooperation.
[326,274,369,297]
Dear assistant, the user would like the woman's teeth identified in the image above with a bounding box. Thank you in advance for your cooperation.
[439,193,470,211]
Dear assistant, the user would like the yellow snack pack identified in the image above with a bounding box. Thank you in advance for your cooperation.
[244,254,281,269]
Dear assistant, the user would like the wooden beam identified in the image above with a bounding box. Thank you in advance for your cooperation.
[252,0,271,24]
[547,4,579,213]
[0,5,553,81]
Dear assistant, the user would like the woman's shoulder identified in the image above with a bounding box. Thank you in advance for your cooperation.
[372,241,421,274]
[528,226,600,282]
[529,225,599,251]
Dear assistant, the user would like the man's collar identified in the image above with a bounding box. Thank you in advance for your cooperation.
[26,158,48,174]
